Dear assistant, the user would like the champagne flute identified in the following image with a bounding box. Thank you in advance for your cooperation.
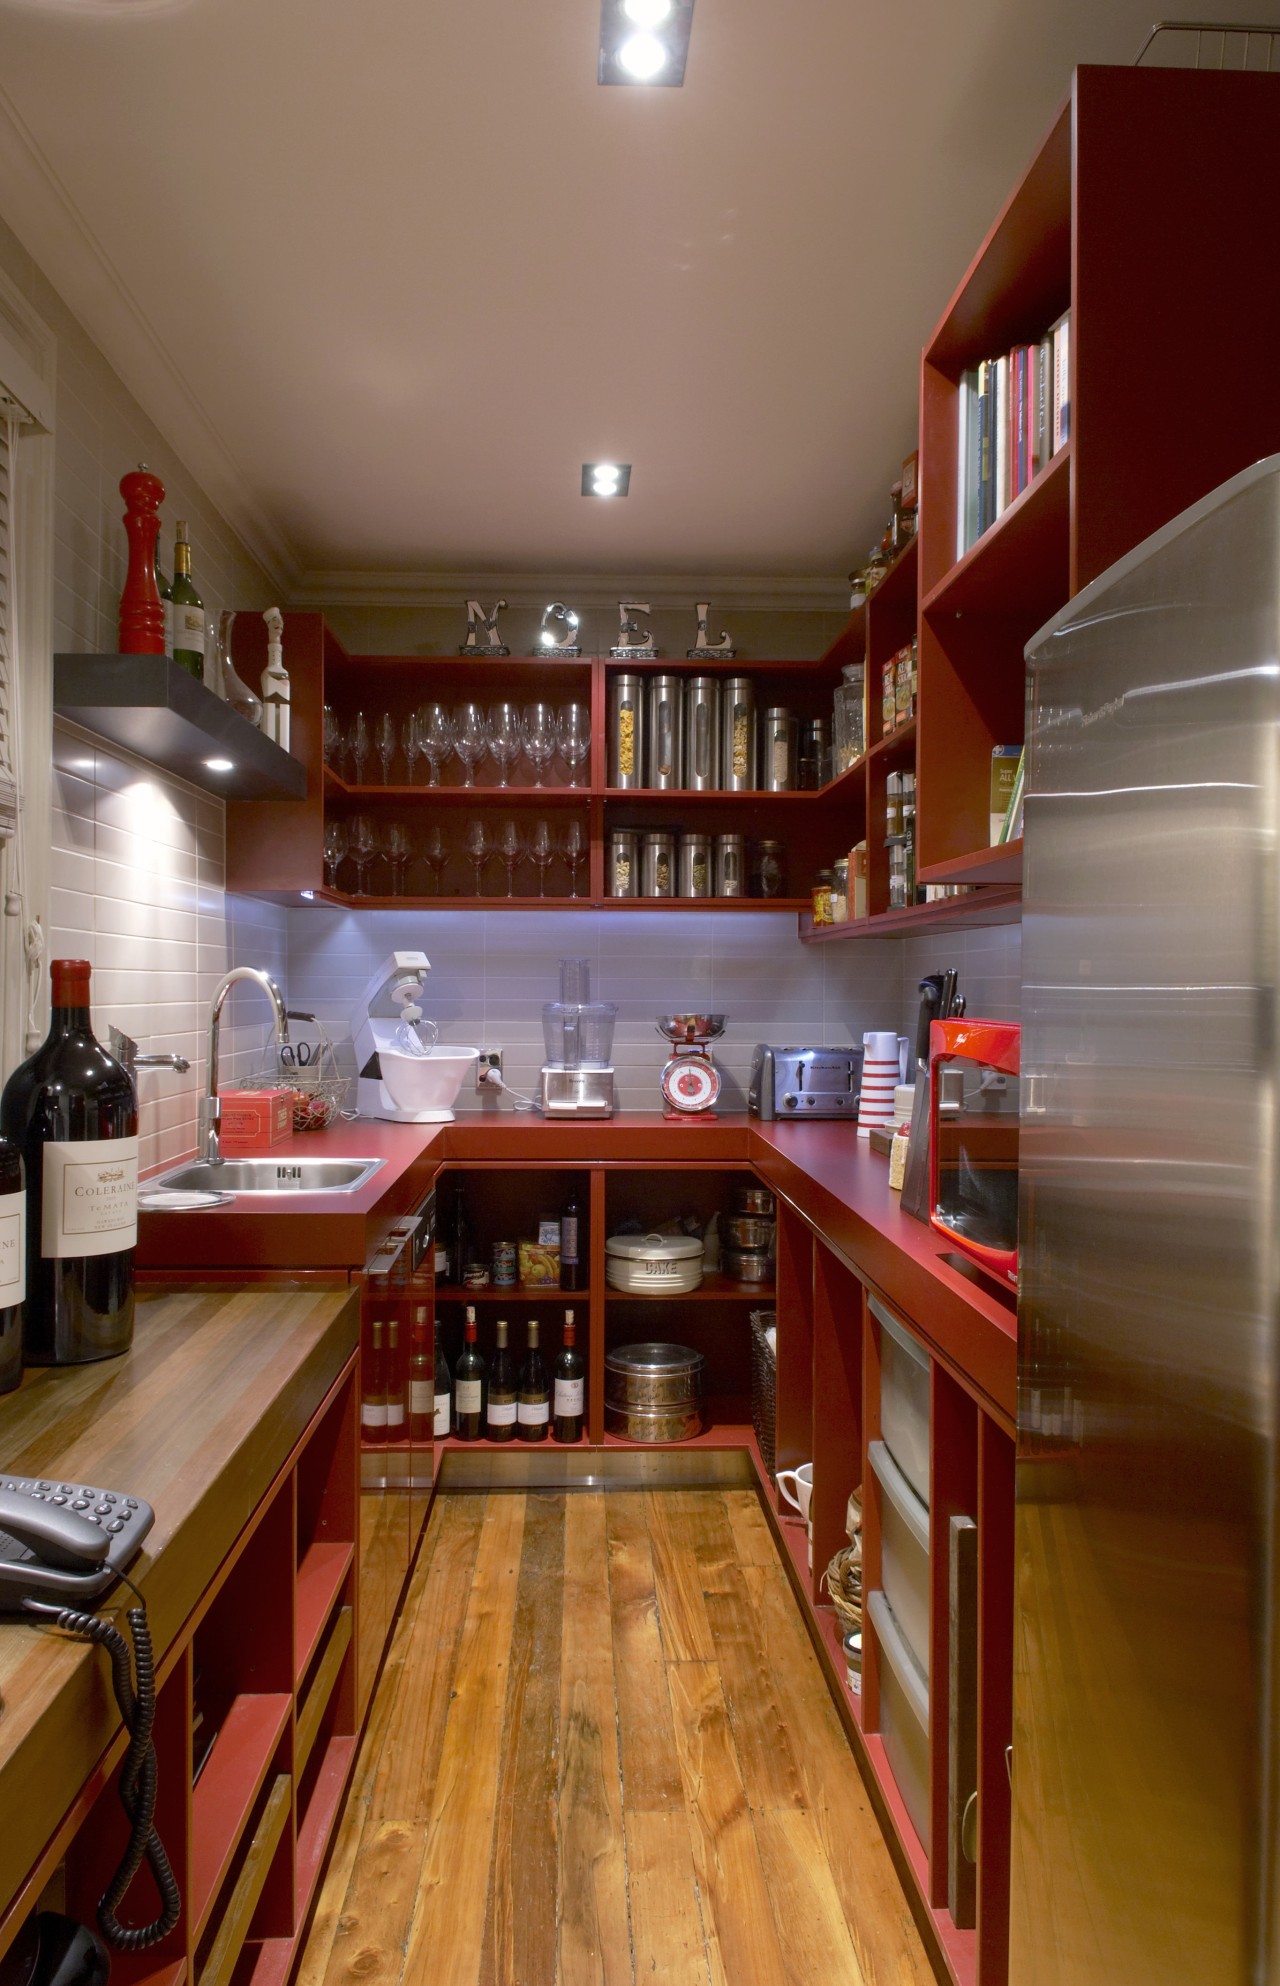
[402,712,424,786]
[561,817,587,899]
[375,712,397,784]
[454,703,488,789]
[323,704,342,770]
[422,821,448,896]
[347,711,370,785]
[556,703,591,787]
[348,813,378,895]
[323,818,348,889]
[529,818,554,898]
[497,819,524,898]
[487,701,523,789]
[420,703,454,788]
[465,819,492,896]
[521,702,556,788]
[385,820,411,895]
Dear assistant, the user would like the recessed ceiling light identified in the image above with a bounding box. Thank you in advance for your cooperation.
[204,757,235,773]
[618,30,667,77]
[599,0,693,86]
[582,462,632,497]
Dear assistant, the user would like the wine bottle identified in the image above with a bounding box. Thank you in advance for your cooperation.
[0,1135,25,1396]
[518,1318,550,1443]
[361,1319,387,1435]
[407,1305,433,1442]
[448,1179,471,1286]
[434,1333,452,1439]
[559,1190,581,1292]
[154,536,174,661]
[385,1317,405,1437]
[486,1318,517,1443]
[0,959,138,1367]
[553,1308,585,1444]
[170,521,205,679]
[454,1305,485,1439]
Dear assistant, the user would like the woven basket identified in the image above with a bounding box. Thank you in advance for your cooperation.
[821,1488,863,1636]
[749,1309,777,1478]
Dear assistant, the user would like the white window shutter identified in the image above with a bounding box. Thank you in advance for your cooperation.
[0,407,21,843]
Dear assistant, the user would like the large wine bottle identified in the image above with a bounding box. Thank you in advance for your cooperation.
[553,1308,585,1444]
[0,1135,25,1395]
[0,959,138,1365]
[486,1318,517,1442]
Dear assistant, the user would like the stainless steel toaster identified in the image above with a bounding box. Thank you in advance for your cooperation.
[748,1044,863,1121]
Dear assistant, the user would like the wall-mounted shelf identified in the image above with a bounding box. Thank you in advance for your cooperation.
[797,885,1022,943]
[54,654,308,801]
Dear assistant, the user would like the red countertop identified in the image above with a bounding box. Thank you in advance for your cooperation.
[138,1111,1016,1421]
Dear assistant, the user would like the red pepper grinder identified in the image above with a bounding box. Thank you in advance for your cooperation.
[118,464,166,656]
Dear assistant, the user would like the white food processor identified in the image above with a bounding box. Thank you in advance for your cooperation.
[351,950,478,1122]
[539,959,617,1117]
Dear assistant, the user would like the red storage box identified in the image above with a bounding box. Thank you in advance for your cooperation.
[217,1088,291,1152]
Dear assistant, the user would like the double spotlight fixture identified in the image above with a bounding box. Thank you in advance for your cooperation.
[582,462,632,499]
[599,0,694,86]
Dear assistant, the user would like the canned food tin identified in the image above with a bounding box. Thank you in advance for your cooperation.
[492,1240,517,1288]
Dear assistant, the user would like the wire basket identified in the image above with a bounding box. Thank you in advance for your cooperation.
[245,1012,350,1132]
[749,1308,777,1478]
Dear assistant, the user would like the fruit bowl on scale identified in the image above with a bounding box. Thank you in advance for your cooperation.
[656,1014,726,1046]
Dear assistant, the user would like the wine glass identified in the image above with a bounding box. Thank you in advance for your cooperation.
[496,819,524,898]
[529,818,554,898]
[465,819,491,896]
[347,711,370,786]
[561,817,587,899]
[422,821,448,896]
[323,704,343,770]
[420,704,454,788]
[522,703,557,788]
[375,713,397,784]
[402,712,424,786]
[384,820,411,895]
[348,813,378,895]
[556,703,591,787]
[487,702,523,789]
[454,703,488,789]
[323,818,348,889]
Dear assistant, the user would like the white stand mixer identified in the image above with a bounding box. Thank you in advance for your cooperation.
[351,951,478,1122]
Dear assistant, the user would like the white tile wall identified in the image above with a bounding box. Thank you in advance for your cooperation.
[899,925,1022,1032]
[282,906,903,1114]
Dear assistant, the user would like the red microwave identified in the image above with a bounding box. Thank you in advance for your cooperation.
[928,1018,1020,1289]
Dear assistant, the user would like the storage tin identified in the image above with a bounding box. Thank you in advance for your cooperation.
[606,829,640,898]
[720,678,756,791]
[761,706,798,791]
[714,832,745,897]
[724,1246,772,1283]
[677,832,712,898]
[727,1213,774,1250]
[640,830,676,899]
[605,1232,704,1294]
[646,674,684,791]
[734,1185,775,1215]
[603,1341,704,1438]
[608,673,646,789]
[684,676,721,791]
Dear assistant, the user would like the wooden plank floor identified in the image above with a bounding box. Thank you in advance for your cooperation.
[296,1489,935,1986]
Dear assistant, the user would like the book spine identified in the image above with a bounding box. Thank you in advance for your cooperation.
[977,360,993,535]
[966,372,981,549]
[956,370,972,562]
[1036,337,1051,472]
[994,354,1008,519]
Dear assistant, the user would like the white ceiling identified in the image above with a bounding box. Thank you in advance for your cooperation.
[0,0,1275,597]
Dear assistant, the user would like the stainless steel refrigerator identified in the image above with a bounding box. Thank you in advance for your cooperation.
[1012,455,1280,1986]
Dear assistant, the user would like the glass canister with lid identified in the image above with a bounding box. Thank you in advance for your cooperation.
[678,832,712,898]
[608,674,646,789]
[607,829,640,897]
[684,676,721,790]
[641,830,676,899]
[720,678,756,792]
[750,839,786,899]
[646,674,684,791]
[761,707,798,792]
[714,832,745,897]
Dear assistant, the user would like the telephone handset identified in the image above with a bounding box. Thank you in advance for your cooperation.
[0,1478,154,1607]
[0,1476,177,1954]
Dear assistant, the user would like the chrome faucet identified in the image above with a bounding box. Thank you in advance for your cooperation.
[204,968,290,1163]
[109,1026,191,1081]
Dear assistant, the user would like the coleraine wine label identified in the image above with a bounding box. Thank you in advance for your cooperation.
[0,1190,24,1303]
[42,1138,139,1258]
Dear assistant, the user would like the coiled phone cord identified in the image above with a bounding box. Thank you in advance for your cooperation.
[24,1594,181,1949]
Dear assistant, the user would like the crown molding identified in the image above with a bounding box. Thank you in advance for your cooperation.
[0,79,300,598]
[287,567,850,615]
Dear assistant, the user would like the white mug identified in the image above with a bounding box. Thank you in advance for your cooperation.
[777,1462,813,1524]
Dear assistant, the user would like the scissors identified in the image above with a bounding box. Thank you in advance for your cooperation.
[280,1041,314,1069]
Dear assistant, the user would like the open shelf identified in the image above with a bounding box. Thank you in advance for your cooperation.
[871,717,917,769]
[798,885,1022,942]
[294,1541,353,1686]
[922,444,1071,622]
[295,1734,358,1914]
[328,780,590,804]
[55,654,307,801]
[603,1272,774,1302]
[918,839,1022,888]
[190,1693,291,1939]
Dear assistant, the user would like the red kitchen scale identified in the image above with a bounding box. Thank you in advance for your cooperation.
[657,1014,726,1121]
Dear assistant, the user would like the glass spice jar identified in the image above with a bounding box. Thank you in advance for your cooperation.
[831,857,849,922]
[812,868,836,925]
[751,839,786,899]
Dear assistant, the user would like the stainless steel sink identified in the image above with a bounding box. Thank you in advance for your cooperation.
[156,1157,385,1195]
